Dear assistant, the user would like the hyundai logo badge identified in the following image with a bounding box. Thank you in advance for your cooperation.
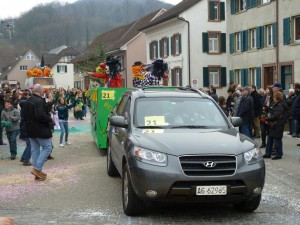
[204,161,216,168]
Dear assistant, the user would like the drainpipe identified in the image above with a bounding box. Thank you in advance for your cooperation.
[276,0,279,82]
[177,16,191,86]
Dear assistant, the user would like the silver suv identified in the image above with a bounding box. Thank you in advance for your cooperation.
[107,87,265,216]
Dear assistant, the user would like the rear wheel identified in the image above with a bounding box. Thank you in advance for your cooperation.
[122,164,145,216]
[234,194,261,212]
[106,145,119,177]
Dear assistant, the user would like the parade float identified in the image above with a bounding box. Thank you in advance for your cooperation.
[24,67,56,89]
[87,56,169,152]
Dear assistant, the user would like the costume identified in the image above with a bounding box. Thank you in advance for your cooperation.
[132,59,168,87]
[89,56,123,88]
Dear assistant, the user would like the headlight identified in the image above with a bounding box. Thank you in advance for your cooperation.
[244,148,262,164]
[132,146,167,166]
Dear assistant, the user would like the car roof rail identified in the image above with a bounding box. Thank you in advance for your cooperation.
[140,85,204,96]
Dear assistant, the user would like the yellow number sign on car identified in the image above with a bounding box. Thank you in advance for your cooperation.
[101,90,115,100]
[144,116,166,126]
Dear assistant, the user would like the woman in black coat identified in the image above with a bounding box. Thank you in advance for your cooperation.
[263,92,286,160]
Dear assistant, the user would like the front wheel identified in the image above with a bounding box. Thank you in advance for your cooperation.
[122,164,145,216]
[107,145,119,177]
[234,194,261,212]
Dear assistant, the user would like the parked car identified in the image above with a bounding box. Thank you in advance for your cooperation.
[107,86,265,216]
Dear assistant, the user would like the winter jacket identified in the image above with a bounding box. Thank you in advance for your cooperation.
[267,101,286,139]
[287,94,297,119]
[56,104,73,121]
[18,98,28,138]
[23,94,53,139]
[1,107,20,132]
[237,95,254,125]
[293,92,300,120]
[251,90,263,117]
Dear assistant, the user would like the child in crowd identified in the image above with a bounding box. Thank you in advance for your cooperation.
[55,97,74,147]
[1,99,20,160]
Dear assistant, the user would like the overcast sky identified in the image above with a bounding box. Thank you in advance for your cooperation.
[0,0,182,19]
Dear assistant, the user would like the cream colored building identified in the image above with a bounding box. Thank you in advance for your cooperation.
[227,0,300,90]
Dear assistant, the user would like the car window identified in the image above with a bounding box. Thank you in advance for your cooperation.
[116,95,129,116]
[134,97,228,128]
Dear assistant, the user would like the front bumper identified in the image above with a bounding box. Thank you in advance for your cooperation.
[127,154,265,203]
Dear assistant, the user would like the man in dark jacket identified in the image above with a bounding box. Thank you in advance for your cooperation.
[250,85,263,138]
[237,86,254,138]
[293,83,300,146]
[23,84,53,181]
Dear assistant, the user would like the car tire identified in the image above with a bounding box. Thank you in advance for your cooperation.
[122,164,145,216]
[234,194,261,212]
[107,145,119,177]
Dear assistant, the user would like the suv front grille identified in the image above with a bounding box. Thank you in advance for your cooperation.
[179,155,236,176]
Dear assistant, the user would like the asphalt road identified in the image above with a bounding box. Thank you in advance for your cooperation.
[0,113,300,225]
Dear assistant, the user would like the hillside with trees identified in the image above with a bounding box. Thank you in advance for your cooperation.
[0,0,172,71]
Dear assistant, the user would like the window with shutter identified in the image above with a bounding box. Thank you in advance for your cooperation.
[265,24,273,47]
[173,34,181,55]
[208,1,220,21]
[248,68,257,86]
[208,32,220,53]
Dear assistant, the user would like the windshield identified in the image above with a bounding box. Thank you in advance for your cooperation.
[133,97,228,129]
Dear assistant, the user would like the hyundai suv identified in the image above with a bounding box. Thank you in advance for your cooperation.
[107,87,265,216]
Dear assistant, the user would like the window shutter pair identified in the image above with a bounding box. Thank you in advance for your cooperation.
[203,67,227,87]
[202,33,226,53]
[283,17,291,45]
[209,1,225,21]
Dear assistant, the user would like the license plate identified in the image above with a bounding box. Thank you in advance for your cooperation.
[196,186,227,196]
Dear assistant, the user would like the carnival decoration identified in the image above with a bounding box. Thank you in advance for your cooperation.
[25,66,53,78]
[87,56,123,88]
[131,59,168,87]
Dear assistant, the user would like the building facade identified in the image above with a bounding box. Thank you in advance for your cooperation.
[227,0,300,90]
[140,0,227,95]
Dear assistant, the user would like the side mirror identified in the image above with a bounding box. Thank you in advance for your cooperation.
[231,117,242,127]
[109,116,128,128]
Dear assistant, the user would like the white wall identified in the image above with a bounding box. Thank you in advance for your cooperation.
[52,62,74,89]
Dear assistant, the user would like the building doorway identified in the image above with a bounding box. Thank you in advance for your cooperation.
[263,66,275,89]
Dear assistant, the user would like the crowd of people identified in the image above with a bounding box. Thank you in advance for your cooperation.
[205,82,300,160]
[0,85,87,169]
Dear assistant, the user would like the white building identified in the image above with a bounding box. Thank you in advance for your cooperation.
[43,45,80,89]
[140,0,227,95]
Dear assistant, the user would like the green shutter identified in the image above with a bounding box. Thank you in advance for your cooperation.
[256,67,262,89]
[203,67,209,87]
[171,36,174,55]
[179,68,183,86]
[220,2,225,20]
[166,38,169,56]
[244,69,248,86]
[149,43,153,60]
[57,65,60,73]
[221,33,226,53]
[155,41,158,59]
[171,69,176,86]
[256,27,261,49]
[246,0,251,9]
[202,32,209,53]
[221,67,227,87]
[261,26,265,48]
[241,69,245,86]
[283,17,291,45]
[65,65,67,73]
[178,34,182,54]
[272,23,277,46]
[229,70,234,83]
[230,0,235,14]
[159,40,163,57]
[209,1,215,20]
[229,33,234,54]
[242,30,248,52]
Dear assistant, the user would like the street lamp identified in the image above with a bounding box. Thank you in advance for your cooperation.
[177,16,191,86]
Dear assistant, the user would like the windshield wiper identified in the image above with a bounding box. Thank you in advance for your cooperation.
[136,126,165,129]
[170,125,210,129]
